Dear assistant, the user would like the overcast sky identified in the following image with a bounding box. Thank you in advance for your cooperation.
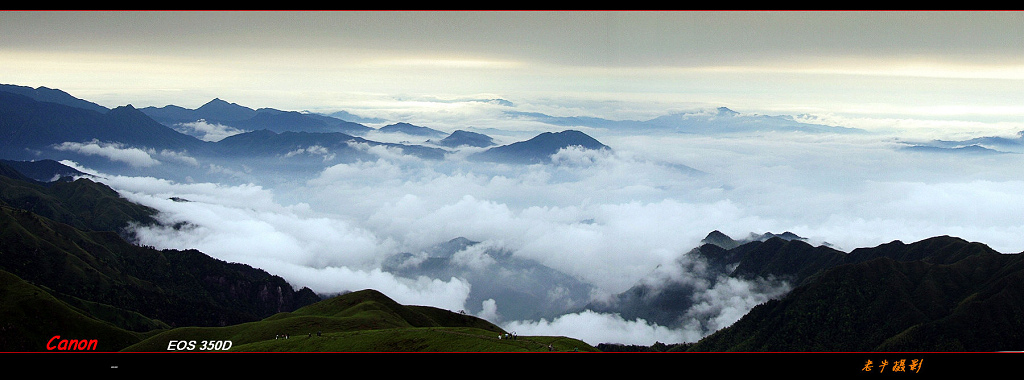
[4,11,1024,132]
[10,11,1024,345]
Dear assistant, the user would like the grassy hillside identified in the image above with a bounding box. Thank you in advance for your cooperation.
[0,163,321,351]
[0,269,143,351]
[124,289,597,353]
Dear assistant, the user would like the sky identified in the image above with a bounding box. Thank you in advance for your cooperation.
[7,11,1024,346]
[3,11,1024,136]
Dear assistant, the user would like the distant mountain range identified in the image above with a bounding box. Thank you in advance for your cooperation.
[0,90,206,156]
[898,131,1024,155]
[140,98,374,136]
[6,83,1024,352]
[0,83,109,114]
[0,84,616,170]
[506,107,866,135]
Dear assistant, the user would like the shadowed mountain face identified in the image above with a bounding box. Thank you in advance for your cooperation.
[585,231,839,332]
[470,130,610,164]
[687,235,1024,352]
[435,130,496,148]
[0,91,206,159]
[0,159,84,183]
[0,84,110,113]
[0,164,321,343]
[0,163,158,235]
[377,122,448,138]
[583,229,1023,350]
[141,98,375,136]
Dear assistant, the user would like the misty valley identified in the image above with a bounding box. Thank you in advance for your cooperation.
[3,82,1024,353]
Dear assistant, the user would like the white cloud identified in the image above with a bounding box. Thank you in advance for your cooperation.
[158,149,200,167]
[503,311,696,346]
[451,241,498,271]
[477,299,500,322]
[173,119,247,142]
[682,276,791,337]
[74,119,1024,346]
[53,140,161,167]
[285,145,336,162]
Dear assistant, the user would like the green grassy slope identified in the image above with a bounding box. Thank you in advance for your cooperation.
[124,289,597,353]
[0,269,143,351]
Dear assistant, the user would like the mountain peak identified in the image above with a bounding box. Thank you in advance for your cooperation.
[701,230,741,250]
[716,107,738,116]
[437,130,495,148]
[529,130,609,149]
[107,104,144,117]
[470,129,610,164]
[378,122,447,137]
[193,98,257,122]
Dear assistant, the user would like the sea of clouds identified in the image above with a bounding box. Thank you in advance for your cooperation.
[57,105,1024,346]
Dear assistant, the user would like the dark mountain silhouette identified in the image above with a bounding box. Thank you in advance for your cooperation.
[377,122,448,138]
[0,167,321,341]
[434,130,496,148]
[0,159,84,183]
[470,130,610,164]
[685,235,1024,352]
[194,98,258,121]
[141,98,256,125]
[586,232,845,329]
[0,83,109,113]
[297,111,374,135]
[137,98,252,136]
[700,230,742,250]
[232,108,338,133]
[0,161,156,235]
[0,87,440,167]
[700,230,808,250]
[0,91,206,160]
[141,99,374,135]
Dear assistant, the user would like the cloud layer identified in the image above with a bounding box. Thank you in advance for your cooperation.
[66,120,1024,346]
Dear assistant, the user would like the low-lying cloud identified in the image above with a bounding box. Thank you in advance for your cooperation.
[65,123,1024,346]
[54,140,161,167]
[504,311,695,346]
[173,119,247,142]
[53,140,200,168]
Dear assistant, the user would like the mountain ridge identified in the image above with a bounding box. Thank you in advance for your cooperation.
[470,129,610,164]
